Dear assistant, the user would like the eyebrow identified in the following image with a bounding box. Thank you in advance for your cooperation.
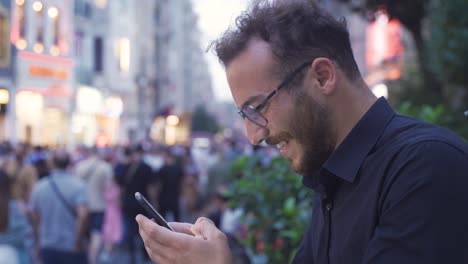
[240,95,265,109]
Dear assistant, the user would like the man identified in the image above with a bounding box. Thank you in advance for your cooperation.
[30,150,89,264]
[115,144,157,264]
[156,147,184,222]
[73,146,113,264]
[3,145,38,204]
[136,1,468,263]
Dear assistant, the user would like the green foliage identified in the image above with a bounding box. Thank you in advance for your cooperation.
[190,105,220,134]
[428,0,468,88]
[398,102,448,124]
[397,101,468,140]
[227,155,314,263]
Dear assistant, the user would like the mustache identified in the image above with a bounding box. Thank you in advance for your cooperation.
[265,132,291,146]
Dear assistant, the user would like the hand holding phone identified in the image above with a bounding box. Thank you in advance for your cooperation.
[135,192,174,231]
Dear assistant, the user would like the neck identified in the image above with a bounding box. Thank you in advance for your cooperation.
[332,80,377,149]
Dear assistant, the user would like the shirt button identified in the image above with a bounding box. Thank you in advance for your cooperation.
[326,203,333,211]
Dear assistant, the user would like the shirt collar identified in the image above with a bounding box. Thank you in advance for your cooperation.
[303,97,395,190]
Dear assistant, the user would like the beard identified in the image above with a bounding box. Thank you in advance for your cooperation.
[288,93,336,176]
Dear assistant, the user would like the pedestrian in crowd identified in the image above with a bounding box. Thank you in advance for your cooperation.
[30,150,89,264]
[136,0,468,263]
[205,186,243,237]
[3,145,38,205]
[73,146,113,264]
[180,147,201,222]
[100,175,122,262]
[26,146,50,180]
[156,147,185,222]
[0,169,32,264]
[114,144,157,264]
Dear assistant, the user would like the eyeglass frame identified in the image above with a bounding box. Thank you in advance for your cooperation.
[237,61,312,127]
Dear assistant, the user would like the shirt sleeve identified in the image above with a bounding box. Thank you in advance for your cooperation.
[362,141,468,264]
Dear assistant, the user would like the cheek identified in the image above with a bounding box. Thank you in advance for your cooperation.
[267,96,297,127]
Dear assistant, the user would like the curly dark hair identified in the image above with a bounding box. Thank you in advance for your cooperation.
[211,0,362,81]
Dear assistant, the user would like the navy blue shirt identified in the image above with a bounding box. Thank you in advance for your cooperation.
[292,98,468,264]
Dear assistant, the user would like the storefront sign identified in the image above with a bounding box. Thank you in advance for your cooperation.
[29,65,70,80]
[365,9,403,85]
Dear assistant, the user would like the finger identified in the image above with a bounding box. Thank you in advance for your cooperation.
[142,238,173,263]
[136,214,193,247]
[169,222,194,236]
[190,217,220,240]
[136,214,171,246]
[137,216,174,261]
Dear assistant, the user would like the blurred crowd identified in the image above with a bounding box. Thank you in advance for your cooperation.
[0,139,278,264]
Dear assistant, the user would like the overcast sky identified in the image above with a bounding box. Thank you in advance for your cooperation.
[192,0,250,102]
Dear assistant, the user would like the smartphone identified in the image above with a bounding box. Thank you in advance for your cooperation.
[135,192,174,231]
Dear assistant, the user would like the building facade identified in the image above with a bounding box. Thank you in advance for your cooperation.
[10,0,75,146]
[0,0,13,141]
[152,0,214,144]
[73,0,159,146]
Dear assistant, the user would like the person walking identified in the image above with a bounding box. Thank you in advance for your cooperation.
[74,146,113,264]
[30,150,89,264]
[0,169,32,264]
[156,148,185,222]
[136,1,468,263]
[3,145,38,205]
[115,145,156,264]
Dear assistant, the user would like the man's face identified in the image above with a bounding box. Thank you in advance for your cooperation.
[227,39,336,175]
[282,90,335,175]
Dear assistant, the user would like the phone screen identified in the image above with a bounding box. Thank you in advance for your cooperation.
[135,192,174,231]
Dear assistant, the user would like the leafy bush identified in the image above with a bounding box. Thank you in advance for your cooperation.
[226,155,314,263]
[397,101,467,140]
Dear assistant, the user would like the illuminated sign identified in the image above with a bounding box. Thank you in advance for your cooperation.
[365,9,404,85]
[0,88,9,104]
[28,65,70,80]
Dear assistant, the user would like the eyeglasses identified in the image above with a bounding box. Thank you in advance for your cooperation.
[237,61,311,127]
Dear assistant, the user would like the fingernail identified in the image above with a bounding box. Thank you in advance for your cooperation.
[135,214,142,221]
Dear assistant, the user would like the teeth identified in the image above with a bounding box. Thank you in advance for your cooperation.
[276,141,286,149]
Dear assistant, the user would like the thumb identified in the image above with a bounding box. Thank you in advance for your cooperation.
[190,217,219,240]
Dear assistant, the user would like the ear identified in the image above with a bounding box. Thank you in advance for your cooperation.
[309,58,336,96]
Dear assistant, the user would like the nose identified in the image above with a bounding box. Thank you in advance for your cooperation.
[245,119,268,145]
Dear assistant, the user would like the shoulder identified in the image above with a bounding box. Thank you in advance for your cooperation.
[71,176,87,188]
[98,160,113,172]
[377,115,466,156]
[58,173,87,190]
[32,177,50,191]
[373,118,467,187]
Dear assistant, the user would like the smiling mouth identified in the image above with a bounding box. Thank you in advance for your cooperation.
[276,141,288,150]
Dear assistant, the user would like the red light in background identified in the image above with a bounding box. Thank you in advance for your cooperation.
[96,134,109,147]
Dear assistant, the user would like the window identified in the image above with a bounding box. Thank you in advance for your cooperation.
[75,0,92,17]
[95,0,107,9]
[94,37,103,73]
[48,6,60,55]
[15,0,27,49]
[116,38,130,73]
[32,1,44,53]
